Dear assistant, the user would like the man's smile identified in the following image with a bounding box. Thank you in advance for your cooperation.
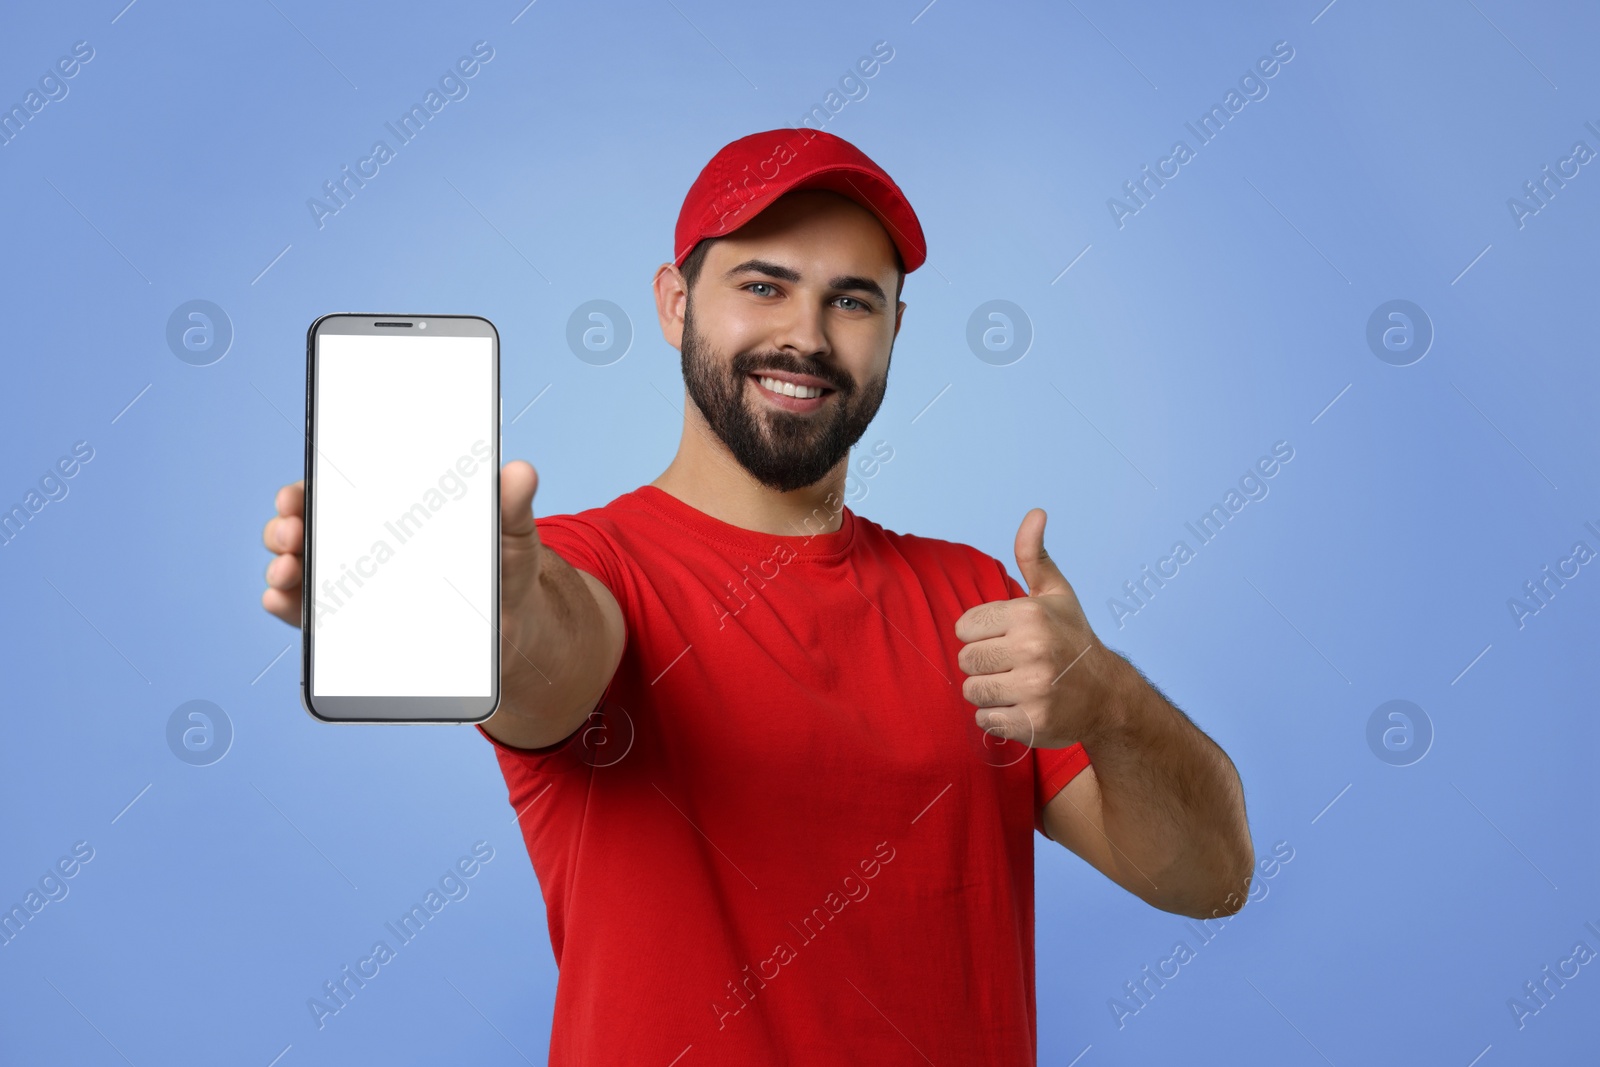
[747,370,836,413]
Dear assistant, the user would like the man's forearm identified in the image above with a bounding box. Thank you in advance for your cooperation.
[1078,649,1254,917]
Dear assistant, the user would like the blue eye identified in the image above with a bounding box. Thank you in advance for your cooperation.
[745,282,775,296]
[836,296,865,311]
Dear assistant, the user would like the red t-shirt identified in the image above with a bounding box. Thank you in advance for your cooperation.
[477,484,1091,1064]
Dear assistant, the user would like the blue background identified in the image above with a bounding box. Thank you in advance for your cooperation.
[2,0,1596,1063]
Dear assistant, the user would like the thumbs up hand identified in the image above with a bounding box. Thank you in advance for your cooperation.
[954,508,1110,749]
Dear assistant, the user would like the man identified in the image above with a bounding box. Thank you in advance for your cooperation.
[261,128,1253,1064]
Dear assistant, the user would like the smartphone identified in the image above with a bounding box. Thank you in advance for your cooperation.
[301,314,500,724]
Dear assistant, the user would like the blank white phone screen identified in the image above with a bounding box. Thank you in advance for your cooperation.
[311,332,494,697]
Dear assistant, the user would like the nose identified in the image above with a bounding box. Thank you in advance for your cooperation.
[770,295,831,364]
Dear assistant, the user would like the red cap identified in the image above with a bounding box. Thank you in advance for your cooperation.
[673,128,926,274]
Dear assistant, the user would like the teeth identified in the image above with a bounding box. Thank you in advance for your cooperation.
[758,375,823,399]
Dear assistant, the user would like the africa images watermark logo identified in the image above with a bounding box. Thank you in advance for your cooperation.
[1109,839,1296,1029]
[709,840,898,1030]
[1107,441,1295,628]
[0,40,95,149]
[306,841,495,1029]
[1506,120,1600,230]
[0,841,96,949]
[306,41,495,230]
[708,440,894,632]
[1505,520,1599,631]
[1106,40,1296,229]
[0,440,95,549]
[1507,919,1600,1031]
[311,439,493,630]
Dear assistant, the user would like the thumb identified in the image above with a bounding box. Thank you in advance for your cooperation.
[1014,507,1071,597]
[501,459,539,539]
[500,460,544,609]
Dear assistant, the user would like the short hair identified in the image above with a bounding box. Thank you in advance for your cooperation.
[678,235,906,303]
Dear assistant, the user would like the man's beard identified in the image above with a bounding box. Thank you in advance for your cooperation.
[680,297,889,494]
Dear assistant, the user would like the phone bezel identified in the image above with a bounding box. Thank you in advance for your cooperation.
[300,313,501,725]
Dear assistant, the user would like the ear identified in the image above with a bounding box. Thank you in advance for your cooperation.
[652,262,688,350]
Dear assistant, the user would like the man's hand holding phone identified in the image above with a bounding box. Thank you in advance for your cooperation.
[262,460,625,748]
[261,479,307,626]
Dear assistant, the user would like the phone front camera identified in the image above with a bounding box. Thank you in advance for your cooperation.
[418,321,427,330]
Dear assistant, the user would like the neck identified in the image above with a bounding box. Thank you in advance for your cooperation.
[649,392,848,537]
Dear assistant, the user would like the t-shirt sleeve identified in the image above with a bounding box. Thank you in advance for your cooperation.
[990,558,1094,823]
[536,511,633,673]
[472,511,631,763]
[534,512,631,614]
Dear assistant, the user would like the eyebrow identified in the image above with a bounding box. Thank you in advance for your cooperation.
[722,258,888,307]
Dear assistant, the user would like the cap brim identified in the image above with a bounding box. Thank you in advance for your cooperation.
[677,162,925,273]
